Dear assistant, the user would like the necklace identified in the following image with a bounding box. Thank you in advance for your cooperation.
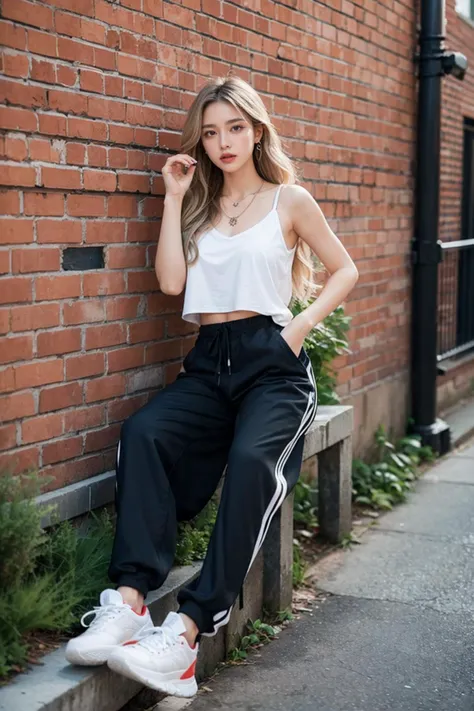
[222,184,265,207]
[218,180,265,227]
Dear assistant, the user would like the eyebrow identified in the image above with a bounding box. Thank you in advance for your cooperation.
[201,118,245,129]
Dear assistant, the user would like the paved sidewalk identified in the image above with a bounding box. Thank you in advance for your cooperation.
[180,439,474,711]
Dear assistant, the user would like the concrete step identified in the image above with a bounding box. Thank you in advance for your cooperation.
[442,395,474,448]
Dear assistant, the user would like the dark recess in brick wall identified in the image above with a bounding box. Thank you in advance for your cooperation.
[63,247,104,271]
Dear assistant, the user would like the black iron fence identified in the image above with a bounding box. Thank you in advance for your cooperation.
[437,238,474,361]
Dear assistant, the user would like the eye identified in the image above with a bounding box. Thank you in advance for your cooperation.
[203,125,244,138]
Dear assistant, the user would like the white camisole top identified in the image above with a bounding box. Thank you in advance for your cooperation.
[182,184,297,328]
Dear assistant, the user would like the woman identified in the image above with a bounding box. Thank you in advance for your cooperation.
[65,76,358,698]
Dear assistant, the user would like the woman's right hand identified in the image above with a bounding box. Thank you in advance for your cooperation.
[162,153,198,198]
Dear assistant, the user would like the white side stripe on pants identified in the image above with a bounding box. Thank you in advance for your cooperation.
[206,359,318,635]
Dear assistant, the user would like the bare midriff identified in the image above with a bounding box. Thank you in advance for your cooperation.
[178,310,261,373]
[199,309,261,326]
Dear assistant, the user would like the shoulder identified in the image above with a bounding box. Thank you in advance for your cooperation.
[280,184,313,205]
[279,184,316,221]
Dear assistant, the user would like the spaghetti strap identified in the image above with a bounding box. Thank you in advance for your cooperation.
[272,184,283,211]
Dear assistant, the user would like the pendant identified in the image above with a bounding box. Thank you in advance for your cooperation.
[232,201,239,207]
[229,217,238,226]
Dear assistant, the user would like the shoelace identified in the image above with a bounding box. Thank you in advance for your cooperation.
[134,625,179,654]
[80,603,130,630]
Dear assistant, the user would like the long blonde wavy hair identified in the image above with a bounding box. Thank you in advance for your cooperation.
[179,75,316,304]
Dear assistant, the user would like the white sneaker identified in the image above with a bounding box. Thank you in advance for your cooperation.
[65,589,154,666]
[107,611,199,698]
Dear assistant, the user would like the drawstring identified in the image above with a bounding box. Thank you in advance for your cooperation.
[209,323,232,386]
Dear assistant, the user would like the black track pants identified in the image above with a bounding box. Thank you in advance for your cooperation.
[108,314,317,636]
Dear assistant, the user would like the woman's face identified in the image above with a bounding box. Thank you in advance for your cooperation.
[200,100,262,172]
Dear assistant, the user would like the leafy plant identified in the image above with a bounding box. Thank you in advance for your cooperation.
[352,426,435,510]
[292,539,306,588]
[35,509,115,626]
[0,471,116,678]
[293,479,318,529]
[274,608,293,623]
[228,618,279,662]
[0,574,78,676]
[339,531,361,549]
[292,301,351,405]
[175,497,218,566]
[0,473,49,590]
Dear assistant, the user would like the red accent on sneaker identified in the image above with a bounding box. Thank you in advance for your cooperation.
[180,658,197,680]
[122,640,138,646]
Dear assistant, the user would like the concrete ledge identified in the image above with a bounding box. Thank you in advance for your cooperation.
[302,405,353,460]
[37,471,116,529]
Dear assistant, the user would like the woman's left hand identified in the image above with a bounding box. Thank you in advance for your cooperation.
[279,313,312,356]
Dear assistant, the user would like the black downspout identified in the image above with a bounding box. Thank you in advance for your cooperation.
[411,0,467,454]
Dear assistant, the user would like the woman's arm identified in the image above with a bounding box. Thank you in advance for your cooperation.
[155,153,197,295]
[155,193,187,295]
[281,185,359,350]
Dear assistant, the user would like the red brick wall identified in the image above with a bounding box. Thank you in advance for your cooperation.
[441,2,474,242]
[437,1,474,411]
[0,0,419,486]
